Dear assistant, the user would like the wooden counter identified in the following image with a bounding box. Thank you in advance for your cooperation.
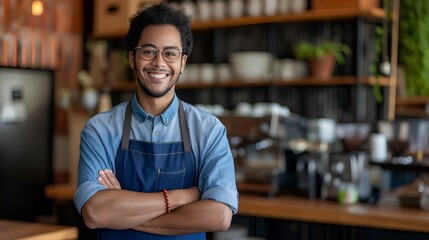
[45,184,429,233]
[0,219,78,240]
[238,194,429,233]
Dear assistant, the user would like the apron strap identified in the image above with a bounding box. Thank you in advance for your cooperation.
[121,100,191,152]
[121,102,132,149]
[179,101,192,152]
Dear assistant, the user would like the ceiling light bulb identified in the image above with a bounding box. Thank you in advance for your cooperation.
[32,0,43,16]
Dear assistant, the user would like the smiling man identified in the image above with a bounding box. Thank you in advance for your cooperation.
[73,3,238,240]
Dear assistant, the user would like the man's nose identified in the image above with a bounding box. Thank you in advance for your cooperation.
[151,52,166,66]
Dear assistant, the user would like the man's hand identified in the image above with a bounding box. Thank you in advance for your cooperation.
[98,169,121,189]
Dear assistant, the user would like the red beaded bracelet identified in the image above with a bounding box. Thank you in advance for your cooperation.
[162,189,172,214]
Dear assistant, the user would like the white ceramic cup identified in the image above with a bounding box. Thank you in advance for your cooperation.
[247,0,262,17]
[217,63,232,82]
[199,63,216,83]
[278,0,291,14]
[212,0,226,20]
[234,102,253,116]
[264,0,277,16]
[290,0,307,13]
[229,0,244,18]
[370,133,388,162]
[183,64,200,83]
[181,0,196,20]
[197,0,211,21]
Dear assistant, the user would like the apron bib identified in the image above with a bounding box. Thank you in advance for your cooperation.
[98,101,205,240]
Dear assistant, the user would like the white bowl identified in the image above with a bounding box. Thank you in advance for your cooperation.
[229,51,274,81]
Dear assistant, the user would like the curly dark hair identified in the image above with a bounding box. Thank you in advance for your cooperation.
[126,3,193,58]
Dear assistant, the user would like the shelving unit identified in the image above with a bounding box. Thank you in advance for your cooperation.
[95,3,394,124]
[187,7,390,123]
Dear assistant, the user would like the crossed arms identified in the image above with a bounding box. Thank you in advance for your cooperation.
[81,169,233,235]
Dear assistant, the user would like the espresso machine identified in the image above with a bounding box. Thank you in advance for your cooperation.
[290,118,335,199]
[218,112,287,197]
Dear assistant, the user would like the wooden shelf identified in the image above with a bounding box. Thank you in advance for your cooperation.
[177,80,271,89]
[272,76,390,86]
[395,96,429,117]
[396,96,429,107]
[176,76,390,89]
[106,76,391,91]
[191,8,385,30]
[395,107,429,118]
[92,8,385,38]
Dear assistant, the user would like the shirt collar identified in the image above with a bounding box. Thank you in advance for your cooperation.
[131,93,178,126]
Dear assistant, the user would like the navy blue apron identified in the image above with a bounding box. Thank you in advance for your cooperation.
[98,101,205,240]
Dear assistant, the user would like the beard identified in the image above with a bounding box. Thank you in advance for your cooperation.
[136,71,181,98]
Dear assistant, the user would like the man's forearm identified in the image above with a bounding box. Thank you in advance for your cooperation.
[82,188,199,229]
[133,199,233,235]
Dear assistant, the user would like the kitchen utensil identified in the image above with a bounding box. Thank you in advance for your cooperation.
[379,0,391,76]
[307,118,336,143]
[336,123,370,152]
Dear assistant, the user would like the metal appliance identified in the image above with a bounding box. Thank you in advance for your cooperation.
[0,67,54,220]
[219,114,286,197]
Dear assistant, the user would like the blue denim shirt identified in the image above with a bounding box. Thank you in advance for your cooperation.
[74,94,238,214]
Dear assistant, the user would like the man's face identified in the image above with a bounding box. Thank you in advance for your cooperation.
[129,25,187,98]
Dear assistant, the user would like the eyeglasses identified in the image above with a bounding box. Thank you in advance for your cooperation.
[134,46,183,63]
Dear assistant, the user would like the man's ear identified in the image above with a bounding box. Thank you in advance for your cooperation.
[180,55,188,73]
[128,51,135,69]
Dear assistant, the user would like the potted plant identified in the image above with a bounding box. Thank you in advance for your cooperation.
[295,41,351,79]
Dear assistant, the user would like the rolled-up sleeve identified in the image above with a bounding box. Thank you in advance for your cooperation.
[198,123,239,214]
[201,186,239,214]
[74,181,105,213]
[73,123,112,214]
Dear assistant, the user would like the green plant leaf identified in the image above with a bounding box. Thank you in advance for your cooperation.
[294,41,351,64]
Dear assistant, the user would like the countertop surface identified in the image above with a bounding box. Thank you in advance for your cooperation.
[45,183,429,233]
[0,219,78,240]
[238,193,429,233]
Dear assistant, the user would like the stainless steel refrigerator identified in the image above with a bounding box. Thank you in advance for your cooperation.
[0,67,54,221]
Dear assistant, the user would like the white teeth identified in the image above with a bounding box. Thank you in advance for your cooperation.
[149,73,168,79]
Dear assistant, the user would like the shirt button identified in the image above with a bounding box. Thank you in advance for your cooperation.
[147,116,152,121]
[154,131,159,136]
